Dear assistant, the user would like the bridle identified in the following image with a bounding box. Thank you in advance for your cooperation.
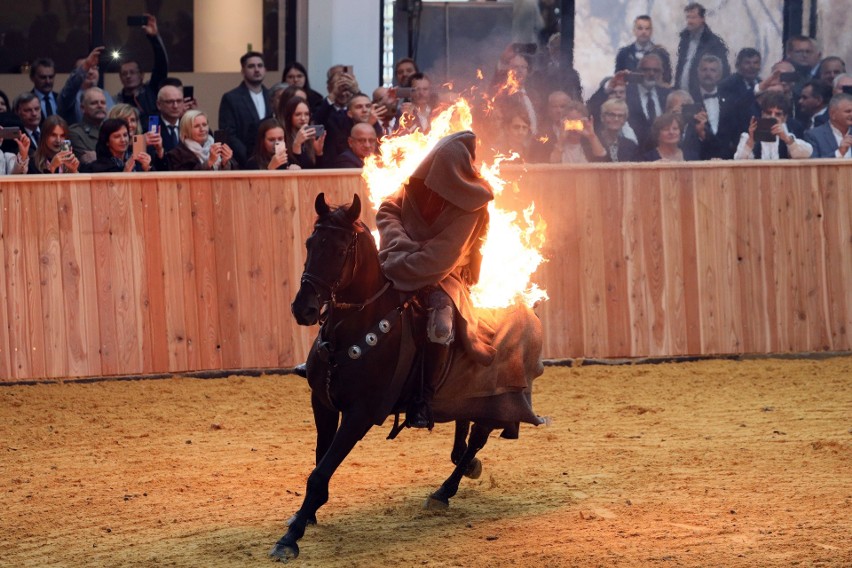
[299,221,391,323]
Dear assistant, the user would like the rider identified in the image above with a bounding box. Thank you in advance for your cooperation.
[376,130,497,428]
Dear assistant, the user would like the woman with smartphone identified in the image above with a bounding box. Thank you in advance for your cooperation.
[166,109,236,171]
[32,115,79,174]
[281,97,325,169]
[83,118,152,173]
[247,118,290,170]
[0,125,31,175]
[109,103,167,170]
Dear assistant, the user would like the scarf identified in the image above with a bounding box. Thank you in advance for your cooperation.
[184,136,217,167]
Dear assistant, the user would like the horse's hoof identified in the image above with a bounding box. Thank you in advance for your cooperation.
[423,495,449,510]
[464,457,482,479]
[269,540,299,561]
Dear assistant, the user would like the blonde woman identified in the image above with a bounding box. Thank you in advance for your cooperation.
[166,109,235,171]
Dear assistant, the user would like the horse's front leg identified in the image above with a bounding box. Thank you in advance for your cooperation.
[425,423,492,509]
[270,409,373,561]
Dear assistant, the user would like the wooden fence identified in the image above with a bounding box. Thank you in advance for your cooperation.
[0,161,849,382]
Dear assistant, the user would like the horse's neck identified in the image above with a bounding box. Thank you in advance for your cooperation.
[337,233,387,304]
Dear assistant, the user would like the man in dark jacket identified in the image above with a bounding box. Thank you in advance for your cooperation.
[115,14,168,122]
[675,3,730,100]
[218,51,272,168]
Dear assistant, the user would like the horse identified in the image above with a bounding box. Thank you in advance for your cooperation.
[271,192,546,561]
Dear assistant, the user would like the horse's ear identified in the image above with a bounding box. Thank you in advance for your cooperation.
[346,194,362,223]
[315,193,330,217]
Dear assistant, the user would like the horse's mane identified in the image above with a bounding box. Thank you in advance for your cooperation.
[316,204,377,252]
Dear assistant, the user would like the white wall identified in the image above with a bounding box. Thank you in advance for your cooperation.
[305,0,382,95]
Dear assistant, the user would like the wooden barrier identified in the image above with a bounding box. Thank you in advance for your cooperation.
[0,161,849,382]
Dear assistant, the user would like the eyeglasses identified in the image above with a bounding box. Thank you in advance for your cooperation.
[159,99,183,106]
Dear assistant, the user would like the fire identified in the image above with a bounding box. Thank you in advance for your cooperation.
[362,94,547,309]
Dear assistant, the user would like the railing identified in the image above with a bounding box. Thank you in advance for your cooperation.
[0,160,849,382]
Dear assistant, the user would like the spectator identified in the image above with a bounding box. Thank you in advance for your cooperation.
[798,80,832,130]
[275,84,309,119]
[0,125,30,174]
[542,90,573,141]
[755,60,799,99]
[281,96,325,170]
[644,113,686,162]
[675,3,730,99]
[718,48,762,148]
[68,87,108,164]
[681,54,733,159]
[528,32,583,102]
[115,15,168,121]
[313,65,360,158]
[548,101,606,163]
[406,72,439,133]
[511,0,543,46]
[155,85,186,153]
[57,47,115,125]
[83,118,152,173]
[159,77,198,111]
[246,118,290,170]
[784,35,821,81]
[219,51,273,168]
[833,74,852,96]
[372,87,401,137]
[109,103,166,170]
[282,62,324,110]
[269,83,288,116]
[490,104,547,162]
[167,109,236,171]
[804,93,852,158]
[735,92,813,160]
[31,115,79,174]
[615,15,673,85]
[817,57,846,89]
[394,58,419,87]
[14,92,43,157]
[625,53,672,153]
[333,123,377,168]
[596,98,639,162]
[0,90,10,114]
[29,57,59,120]
[665,89,695,115]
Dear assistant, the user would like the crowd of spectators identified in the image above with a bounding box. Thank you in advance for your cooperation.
[1,5,850,176]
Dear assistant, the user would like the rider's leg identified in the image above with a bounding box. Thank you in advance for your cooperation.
[409,289,454,429]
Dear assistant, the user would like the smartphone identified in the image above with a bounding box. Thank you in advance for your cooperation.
[182,85,194,100]
[681,103,704,122]
[132,134,146,156]
[842,85,852,95]
[779,71,799,83]
[274,140,286,154]
[147,115,160,133]
[0,126,21,139]
[308,124,325,138]
[627,72,645,83]
[213,129,229,144]
[341,65,353,75]
[754,117,778,142]
[61,139,72,152]
[394,86,412,99]
[562,119,584,132]
[126,15,147,26]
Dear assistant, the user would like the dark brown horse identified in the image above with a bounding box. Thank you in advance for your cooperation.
[271,193,546,561]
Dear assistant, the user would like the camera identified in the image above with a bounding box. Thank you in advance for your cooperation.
[126,15,147,26]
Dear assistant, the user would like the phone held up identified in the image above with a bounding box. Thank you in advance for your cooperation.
[147,115,160,134]
[183,85,194,100]
[754,117,778,142]
[308,124,325,138]
[126,15,147,26]
[132,134,146,156]
[213,130,229,144]
[0,126,21,140]
[394,86,413,99]
[61,139,72,153]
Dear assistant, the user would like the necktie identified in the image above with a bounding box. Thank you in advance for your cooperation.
[645,92,656,121]
[44,95,54,117]
[167,125,178,148]
[31,129,40,144]
[703,92,718,99]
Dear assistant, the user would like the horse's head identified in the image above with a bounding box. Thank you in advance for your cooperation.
[291,193,364,326]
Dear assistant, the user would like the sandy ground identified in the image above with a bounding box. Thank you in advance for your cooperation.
[1,357,850,567]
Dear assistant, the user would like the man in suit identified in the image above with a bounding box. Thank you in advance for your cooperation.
[332,123,377,168]
[614,15,672,85]
[718,48,762,146]
[785,36,821,83]
[115,14,168,122]
[817,56,845,90]
[804,93,852,158]
[155,85,186,153]
[29,58,59,121]
[798,80,832,131]
[57,47,115,126]
[68,87,108,164]
[675,3,730,100]
[219,51,273,168]
[682,54,732,159]
[625,52,671,153]
[13,93,42,158]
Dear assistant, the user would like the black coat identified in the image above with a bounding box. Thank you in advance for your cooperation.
[218,83,272,167]
[674,25,730,100]
[625,83,672,153]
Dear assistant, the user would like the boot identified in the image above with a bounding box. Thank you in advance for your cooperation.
[407,342,450,429]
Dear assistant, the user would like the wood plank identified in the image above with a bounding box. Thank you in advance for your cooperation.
[158,178,190,369]
[139,180,169,372]
[0,184,12,376]
[213,182,242,368]
[35,182,68,378]
[21,184,48,378]
[91,182,119,375]
[175,177,201,370]
[188,181,223,369]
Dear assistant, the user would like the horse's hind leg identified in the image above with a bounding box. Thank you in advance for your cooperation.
[425,423,492,509]
[451,420,482,479]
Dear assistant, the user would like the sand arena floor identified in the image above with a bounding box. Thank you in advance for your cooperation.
[1,357,850,567]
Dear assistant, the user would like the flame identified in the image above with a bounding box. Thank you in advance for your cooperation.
[476,69,484,80]
[362,93,547,309]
